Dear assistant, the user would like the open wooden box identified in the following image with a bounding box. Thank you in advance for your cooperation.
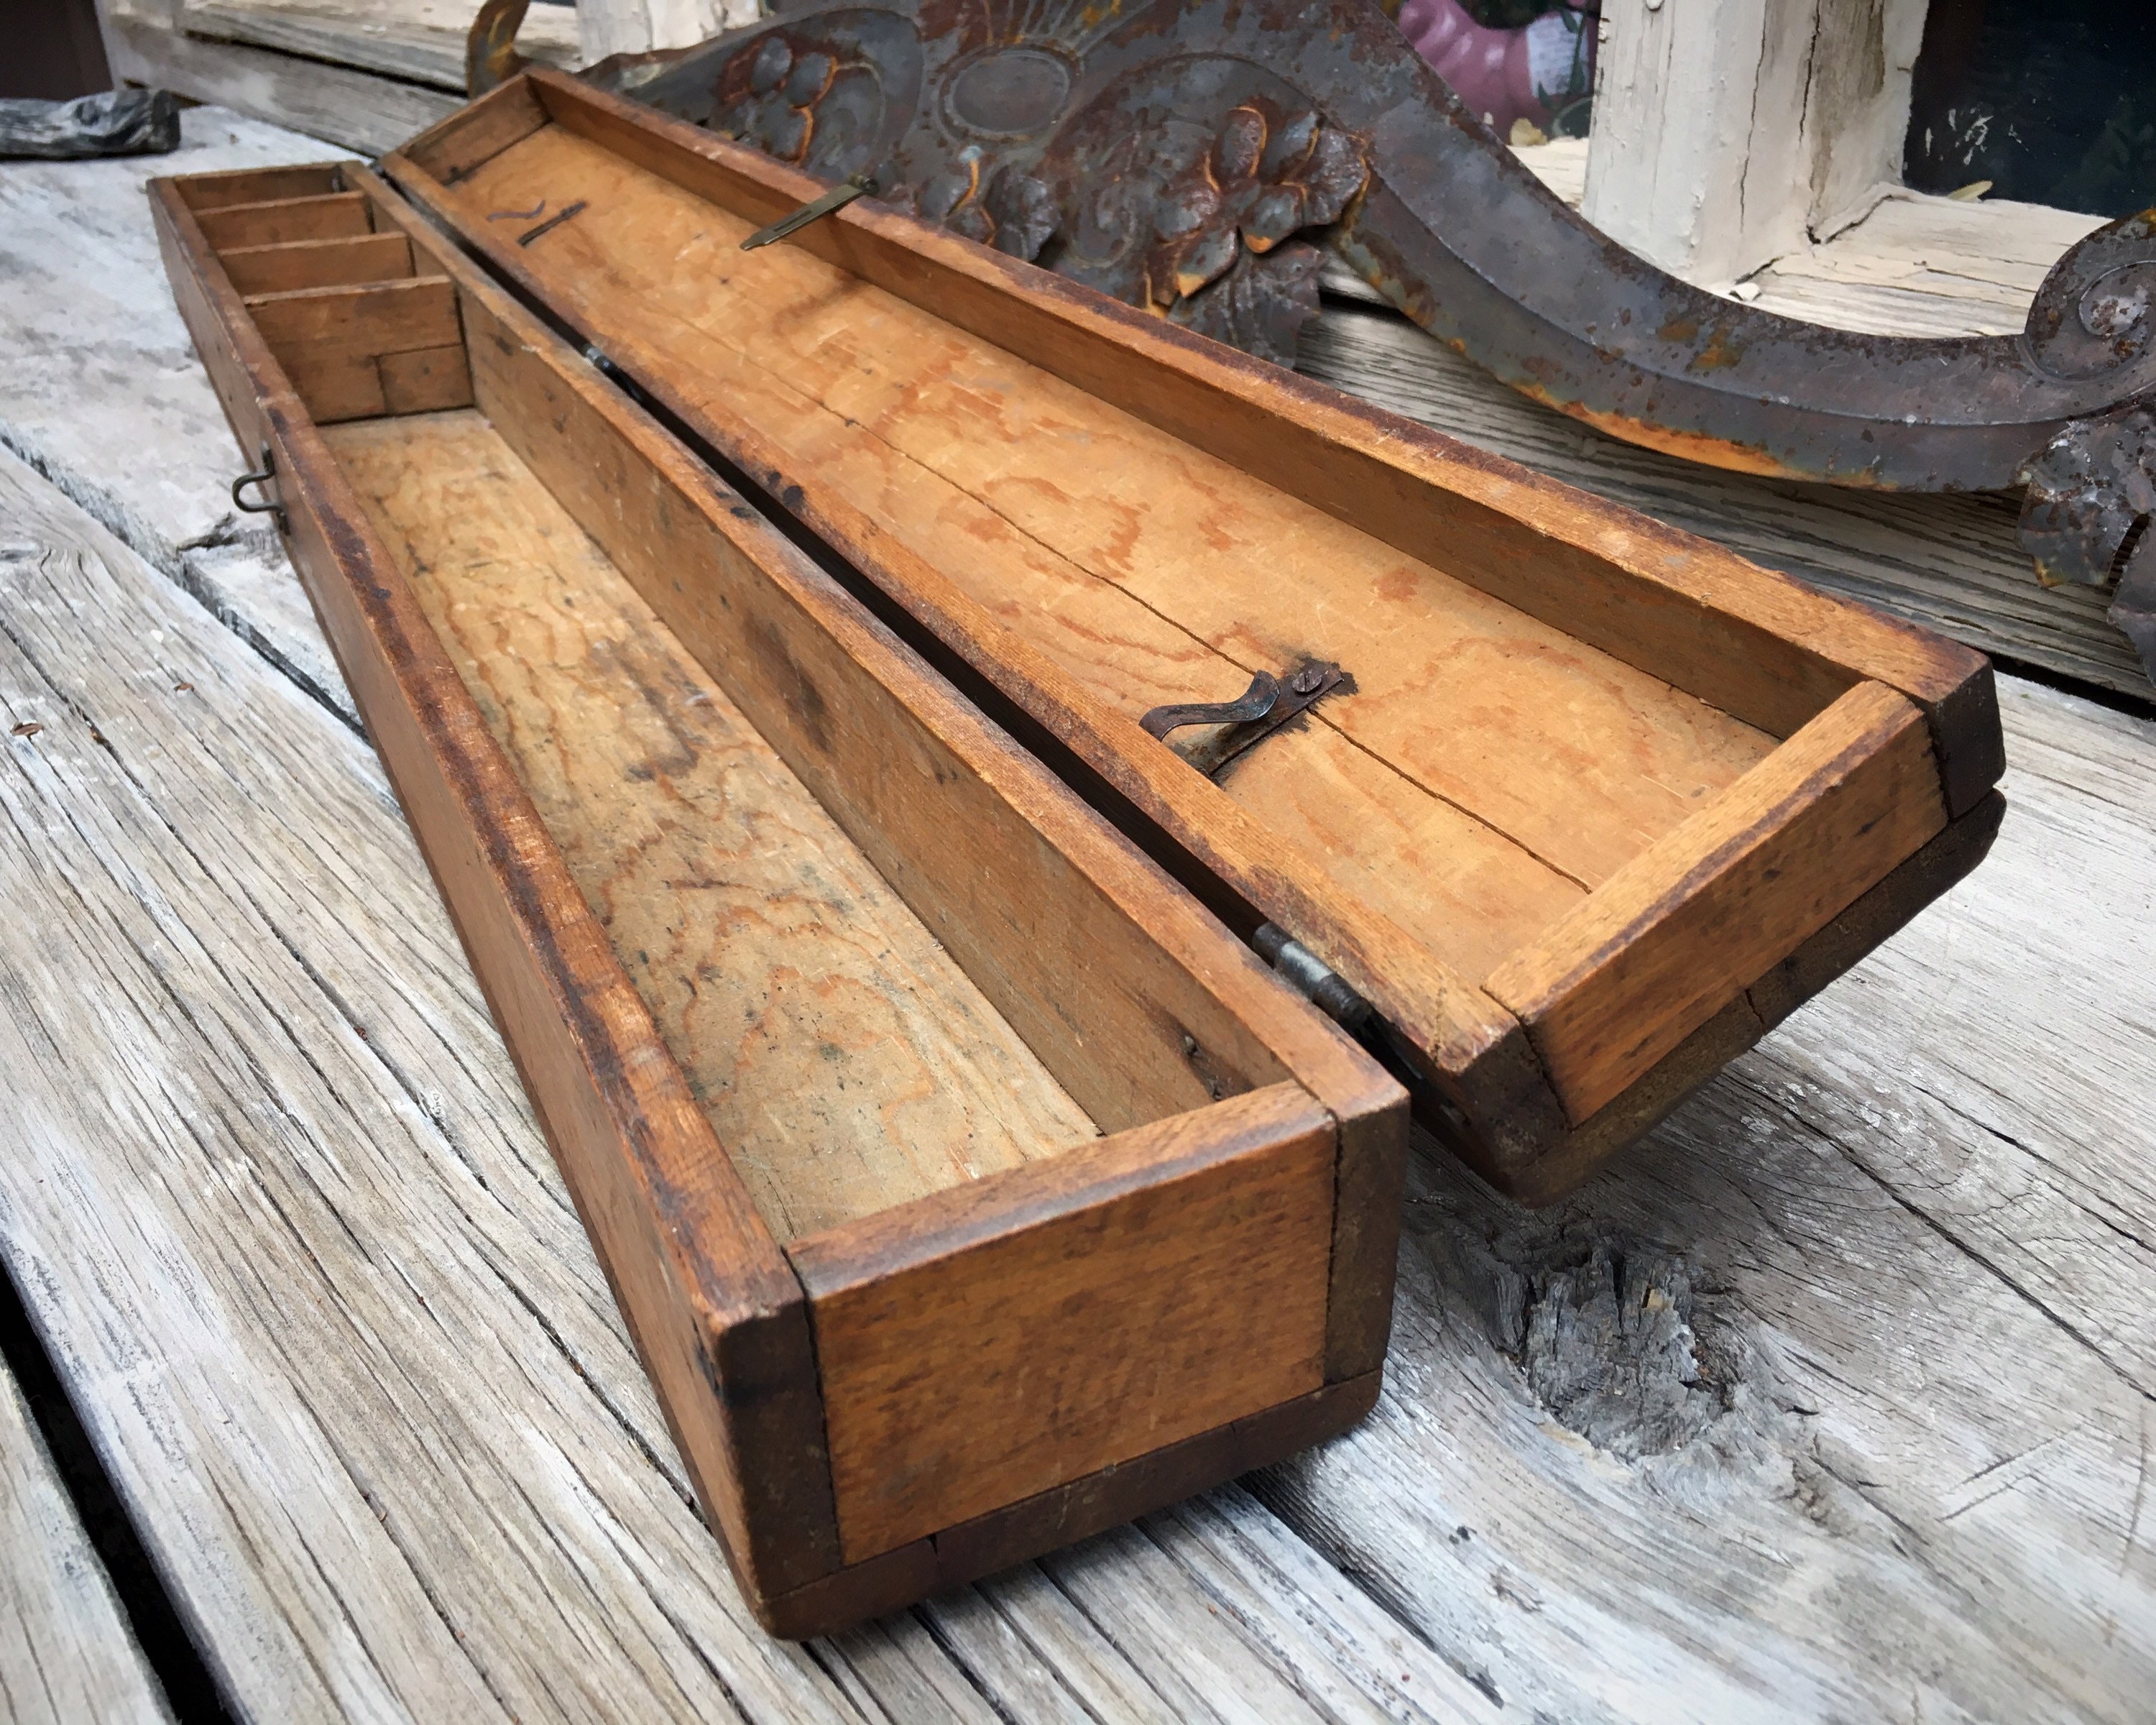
[150,160,1406,1636]
[150,66,2005,1634]
[380,72,2006,1202]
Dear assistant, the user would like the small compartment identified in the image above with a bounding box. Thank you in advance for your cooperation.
[179,163,472,423]
[150,161,1403,1635]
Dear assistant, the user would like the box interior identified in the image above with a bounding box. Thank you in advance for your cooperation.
[181,166,1353,1246]
[324,408,1104,1242]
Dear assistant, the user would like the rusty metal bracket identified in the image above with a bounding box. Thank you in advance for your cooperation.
[1141,661,1345,778]
[1140,671,1281,740]
[466,0,2156,682]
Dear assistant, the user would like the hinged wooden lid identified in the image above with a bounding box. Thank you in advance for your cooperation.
[379,70,2004,1200]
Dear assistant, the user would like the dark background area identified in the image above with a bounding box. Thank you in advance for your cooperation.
[1,0,116,98]
[1907,0,2156,217]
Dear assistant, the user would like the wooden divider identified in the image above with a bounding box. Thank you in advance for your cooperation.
[221,232,413,295]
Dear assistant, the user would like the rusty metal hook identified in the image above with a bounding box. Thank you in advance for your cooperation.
[230,443,286,533]
[1140,671,1279,739]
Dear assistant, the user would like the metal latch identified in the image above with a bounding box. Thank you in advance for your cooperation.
[742,171,879,250]
[230,442,287,534]
[1140,660,1346,779]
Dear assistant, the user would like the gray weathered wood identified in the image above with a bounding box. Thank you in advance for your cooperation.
[1256,671,2156,1722]
[5,104,2155,1724]
[0,446,1502,1723]
[176,0,581,93]
[103,13,460,155]
[0,1363,173,1725]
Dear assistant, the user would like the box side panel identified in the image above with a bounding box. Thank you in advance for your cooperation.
[788,1084,1336,1563]
[1486,681,1950,1122]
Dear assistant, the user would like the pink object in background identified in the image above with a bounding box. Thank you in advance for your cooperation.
[1395,0,1595,139]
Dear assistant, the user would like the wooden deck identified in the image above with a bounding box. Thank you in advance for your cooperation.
[1,108,2151,1721]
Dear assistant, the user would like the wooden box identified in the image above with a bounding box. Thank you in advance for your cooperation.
[150,160,1406,1636]
[380,73,2006,1202]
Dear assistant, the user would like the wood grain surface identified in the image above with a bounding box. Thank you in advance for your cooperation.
[0,404,1501,1725]
[104,17,462,157]
[1488,681,1950,1119]
[791,1084,1335,1563]
[219,230,414,295]
[194,188,370,249]
[0,1364,172,1725]
[490,78,2001,763]
[440,275,1319,1141]
[1298,307,2151,702]
[379,145,1549,1162]
[323,409,1102,1242]
[246,276,470,422]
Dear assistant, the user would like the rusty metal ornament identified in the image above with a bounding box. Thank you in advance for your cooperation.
[469,0,2156,681]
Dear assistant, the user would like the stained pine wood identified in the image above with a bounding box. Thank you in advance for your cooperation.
[0,1366,172,1725]
[172,160,344,208]
[1487,681,1951,1120]
[194,188,371,248]
[151,174,849,1606]
[402,74,549,188]
[220,231,413,295]
[395,180,1412,1380]
[386,83,1996,1190]
[0,440,1499,1725]
[12,417,2139,1717]
[494,73,1999,792]
[374,137,1557,1181]
[440,302,1300,1143]
[791,1083,1336,1563]
[413,117,1775,908]
[325,407,1103,1240]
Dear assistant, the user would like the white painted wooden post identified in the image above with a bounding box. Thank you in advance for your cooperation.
[575,0,759,60]
[1581,0,1930,285]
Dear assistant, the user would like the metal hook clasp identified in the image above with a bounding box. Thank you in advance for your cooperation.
[1139,660,1347,778]
[231,443,287,533]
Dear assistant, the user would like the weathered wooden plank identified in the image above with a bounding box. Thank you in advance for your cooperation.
[0,1362,172,1725]
[104,14,461,155]
[1253,672,2156,1722]
[0,443,1505,1721]
[177,0,582,93]
[9,97,2153,1721]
